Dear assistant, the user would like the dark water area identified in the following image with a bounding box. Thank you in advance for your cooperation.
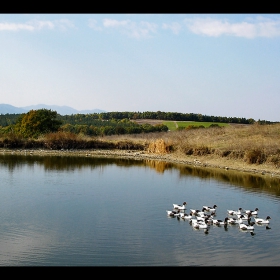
[0,154,280,266]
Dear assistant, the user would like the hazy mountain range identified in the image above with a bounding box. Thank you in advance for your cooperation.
[0,104,106,115]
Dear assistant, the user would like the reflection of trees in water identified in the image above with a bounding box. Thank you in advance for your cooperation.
[0,154,37,172]
[1,154,280,197]
[0,154,146,172]
[175,165,280,196]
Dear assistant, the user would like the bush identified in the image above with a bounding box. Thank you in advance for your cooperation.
[244,149,266,164]
[14,109,62,138]
[192,146,210,156]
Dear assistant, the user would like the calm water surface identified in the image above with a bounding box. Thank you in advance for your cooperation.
[0,154,280,266]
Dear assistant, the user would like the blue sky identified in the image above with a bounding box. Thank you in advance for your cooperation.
[1,14,280,121]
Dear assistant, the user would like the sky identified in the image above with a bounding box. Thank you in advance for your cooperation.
[1,14,280,122]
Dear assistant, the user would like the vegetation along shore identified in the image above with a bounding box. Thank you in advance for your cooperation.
[1,109,280,179]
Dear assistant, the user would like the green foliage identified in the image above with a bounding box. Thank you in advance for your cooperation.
[94,111,259,124]
[0,113,21,127]
[58,117,168,136]
[2,110,278,138]
[14,109,62,138]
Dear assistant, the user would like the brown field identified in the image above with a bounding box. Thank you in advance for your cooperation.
[132,119,164,125]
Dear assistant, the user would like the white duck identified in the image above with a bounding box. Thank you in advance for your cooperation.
[179,212,193,220]
[239,221,255,231]
[212,217,229,226]
[190,208,207,217]
[235,215,247,224]
[203,205,218,213]
[237,212,252,221]
[227,208,243,216]
[166,210,180,217]
[190,217,209,224]
[197,213,215,223]
[227,217,239,225]
[190,208,201,215]
[196,208,208,217]
[244,208,259,216]
[193,223,209,230]
[254,216,271,224]
[173,202,187,210]
[196,215,208,222]
[191,219,209,229]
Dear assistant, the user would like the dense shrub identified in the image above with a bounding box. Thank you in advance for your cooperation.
[244,149,266,164]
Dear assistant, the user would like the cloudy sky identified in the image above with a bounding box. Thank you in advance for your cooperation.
[1,14,280,121]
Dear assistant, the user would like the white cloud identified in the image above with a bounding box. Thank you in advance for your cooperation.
[0,22,36,31]
[52,19,75,31]
[88,19,102,31]
[184,17,280,38]
[103,18,131,28]
[0,19,75,32]
[102,18,158,39]
[162,22,182,34]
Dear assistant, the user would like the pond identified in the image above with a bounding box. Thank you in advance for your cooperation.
[0,154,279,266]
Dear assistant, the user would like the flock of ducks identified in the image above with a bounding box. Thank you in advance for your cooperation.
[167,202,271,235]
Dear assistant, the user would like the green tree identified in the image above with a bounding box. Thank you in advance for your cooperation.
[14,109,62,138]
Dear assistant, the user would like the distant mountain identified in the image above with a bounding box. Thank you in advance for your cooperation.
[0,104,27,114]
[0,104,106,115]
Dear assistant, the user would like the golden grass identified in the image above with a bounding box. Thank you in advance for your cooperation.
[101,123,280,171]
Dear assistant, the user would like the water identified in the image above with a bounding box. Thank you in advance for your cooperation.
[0,154,280,266]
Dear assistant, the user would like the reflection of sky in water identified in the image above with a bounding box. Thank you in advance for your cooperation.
[0,155,279,266]
[0,228,57,266]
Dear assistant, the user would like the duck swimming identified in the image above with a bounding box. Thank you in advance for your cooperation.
[190,208,201,215]
[239,221,255,231]
[244,208,259,216]
[212,217,229,226]
[166,209,180,217]
[227,208,243,216]
[173,202,187,210]
[179,212,193,220]
[227,217,239,225]
[196,208,208,217]
[237,212,252,221]
[254,216,271,224]
[203,205,217,213]
[235,215,247,224]
[191,219,209,229]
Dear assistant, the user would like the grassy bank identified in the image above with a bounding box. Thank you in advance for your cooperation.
[1,123,280,177]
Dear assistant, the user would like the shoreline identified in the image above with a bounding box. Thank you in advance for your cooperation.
[1,148,280,179]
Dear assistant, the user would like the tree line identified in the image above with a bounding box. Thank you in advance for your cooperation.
[0,109,168,138]
[0,109,277,139]
[98,111,257,124]
[1,110,270,126]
